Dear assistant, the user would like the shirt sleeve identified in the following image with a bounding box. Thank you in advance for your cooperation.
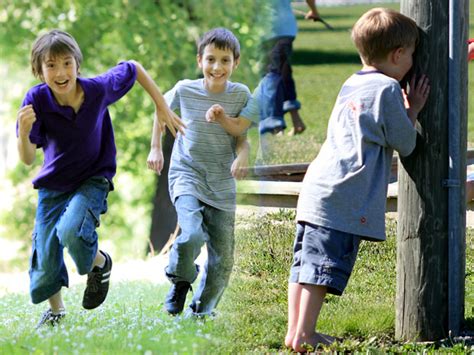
[16,89,45,148]
[240,85,260,125]
[99,61,137,106]
[381,83,417,157]
[164,81,181,112]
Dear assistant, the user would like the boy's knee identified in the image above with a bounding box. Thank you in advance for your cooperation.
[175,230,205,252]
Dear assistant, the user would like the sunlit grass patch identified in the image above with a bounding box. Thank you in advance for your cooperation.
[0,282,218,354]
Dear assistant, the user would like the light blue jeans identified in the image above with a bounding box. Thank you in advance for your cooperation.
[165,195,235,315]
[30,176,109,304]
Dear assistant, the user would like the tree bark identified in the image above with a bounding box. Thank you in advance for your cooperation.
[148,128,177,253]
[396,0,468,341]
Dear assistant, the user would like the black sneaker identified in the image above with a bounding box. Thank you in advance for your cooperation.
[82,251,112,310]
[164,281,191,315]
[36,308,66,329]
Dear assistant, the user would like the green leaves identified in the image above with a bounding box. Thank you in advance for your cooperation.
[1,0,268,251]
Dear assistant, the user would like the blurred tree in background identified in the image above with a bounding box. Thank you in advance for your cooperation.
[0,0,267,265]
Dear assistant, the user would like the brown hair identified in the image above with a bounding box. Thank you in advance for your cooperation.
[31,29,83,79]
[197,27,240,60]
[351,8,419,65]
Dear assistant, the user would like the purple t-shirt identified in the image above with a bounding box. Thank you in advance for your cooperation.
[17,61,137,192]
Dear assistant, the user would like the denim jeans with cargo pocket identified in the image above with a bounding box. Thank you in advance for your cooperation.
[29,176,109,304]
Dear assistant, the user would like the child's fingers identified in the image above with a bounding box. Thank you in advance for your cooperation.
[155,159,163,175]
[236,167,248,180]
[147,159,162,175]
[205,110,214,122]
[416,75,430,98]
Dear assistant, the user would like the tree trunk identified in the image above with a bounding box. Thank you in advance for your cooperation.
[148,129,177,253]
[396,0,468,341]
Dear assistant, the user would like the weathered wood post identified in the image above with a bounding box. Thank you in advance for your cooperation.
[148,128,177,253]
[396,0,468,340]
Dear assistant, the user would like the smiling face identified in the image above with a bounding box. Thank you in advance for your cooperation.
[40,52,79,102]
[197,44,239,93]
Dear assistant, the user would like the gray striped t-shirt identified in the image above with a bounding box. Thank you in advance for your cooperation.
[166,79,254,212]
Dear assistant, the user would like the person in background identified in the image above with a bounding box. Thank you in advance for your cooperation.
[258,0,320,136]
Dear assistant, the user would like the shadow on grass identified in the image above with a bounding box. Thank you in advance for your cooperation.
[293,49,360,66]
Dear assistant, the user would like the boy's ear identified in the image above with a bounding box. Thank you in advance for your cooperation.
[233,57,240,69]
[197,54,203,68]
[391,47,404,64]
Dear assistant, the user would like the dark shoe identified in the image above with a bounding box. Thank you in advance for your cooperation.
[36,308,65,329]
[164,281,191,315]
[82,251,112,310]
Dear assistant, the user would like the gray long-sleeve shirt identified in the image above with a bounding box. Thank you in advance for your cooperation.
[296,71,417,241]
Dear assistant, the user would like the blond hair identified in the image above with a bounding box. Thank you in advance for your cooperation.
[351,8,419,65]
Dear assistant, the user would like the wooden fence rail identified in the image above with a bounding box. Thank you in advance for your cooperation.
[237,149,474,210]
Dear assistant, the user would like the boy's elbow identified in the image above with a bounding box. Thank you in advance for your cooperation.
[20,155,35,166]
[129,60,142,70]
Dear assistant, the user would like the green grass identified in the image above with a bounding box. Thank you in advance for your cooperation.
[0,282,219,354]
[2,3,474,353]
[0,212,473,353]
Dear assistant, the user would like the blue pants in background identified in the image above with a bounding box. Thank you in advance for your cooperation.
[259,36,301,134]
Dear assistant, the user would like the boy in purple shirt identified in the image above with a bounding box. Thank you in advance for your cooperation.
[16,29,184,328]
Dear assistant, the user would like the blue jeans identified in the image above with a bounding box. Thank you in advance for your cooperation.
[166,195,235,315]
[259,36,301,134]
[29,176,109,304]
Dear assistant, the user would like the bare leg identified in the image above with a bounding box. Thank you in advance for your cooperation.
[285,283,302,348]
[293,284,333,352]
[48,290,65,313]
[466,180,474,203]
[287,109,306,136]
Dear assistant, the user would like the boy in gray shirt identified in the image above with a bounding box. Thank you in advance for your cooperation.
[286,8,431,351]
[147,28,258,317]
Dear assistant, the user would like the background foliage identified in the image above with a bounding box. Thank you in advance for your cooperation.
[0,0,267,265]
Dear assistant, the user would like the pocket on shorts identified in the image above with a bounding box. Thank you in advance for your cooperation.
[78,208,100,245]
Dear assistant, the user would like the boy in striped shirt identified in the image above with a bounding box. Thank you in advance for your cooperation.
[147,28,258,317]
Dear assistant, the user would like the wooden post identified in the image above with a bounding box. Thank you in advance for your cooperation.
[396,0,468,340]
[148,128,177,253]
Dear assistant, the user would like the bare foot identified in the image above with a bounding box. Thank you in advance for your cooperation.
[287,124,306,136]
[293,332,336,352]
[288,109,306,136]
[284,330,295,349]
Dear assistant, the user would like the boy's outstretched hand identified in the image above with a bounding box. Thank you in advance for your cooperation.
[206,104,225,123]
[405,74,430,124]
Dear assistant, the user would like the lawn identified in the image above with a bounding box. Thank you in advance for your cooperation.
[1,2,474,353]
[0,211,472,353]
